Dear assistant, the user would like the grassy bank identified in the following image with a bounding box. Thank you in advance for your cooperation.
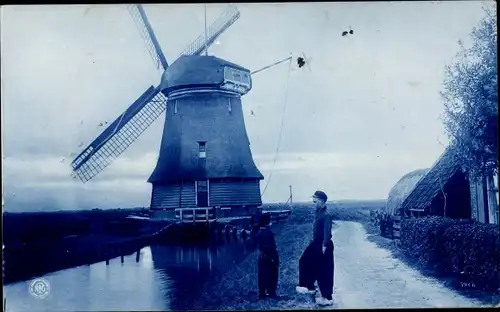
[190,201,381,310]
[3,208,169,284]
[3,208,151,243]
[192,208,314,310]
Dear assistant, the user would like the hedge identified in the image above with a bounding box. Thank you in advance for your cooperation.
[400,216,500,291]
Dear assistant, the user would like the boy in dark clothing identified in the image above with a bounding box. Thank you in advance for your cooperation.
[296,190,334,306]
[257,213,280,299]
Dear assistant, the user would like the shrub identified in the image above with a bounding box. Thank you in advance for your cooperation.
[441,222,500,291]
[400,216,455,270]
[380,219,394,238]
[401,215,500,291]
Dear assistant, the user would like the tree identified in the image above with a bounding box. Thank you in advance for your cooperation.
[440,6,498,181]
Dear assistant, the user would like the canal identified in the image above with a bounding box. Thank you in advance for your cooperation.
[3,237,256,311]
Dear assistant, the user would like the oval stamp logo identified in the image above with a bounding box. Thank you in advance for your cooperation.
[29,278,50,299]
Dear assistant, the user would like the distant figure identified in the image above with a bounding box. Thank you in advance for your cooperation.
[296,190,334,306]
[257,213,280,300]
[251,209,263,235]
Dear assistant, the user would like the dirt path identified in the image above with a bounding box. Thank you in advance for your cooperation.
[333,221,484,309]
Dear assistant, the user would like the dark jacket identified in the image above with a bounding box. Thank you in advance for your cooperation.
[312,206,332,247]
[257,226,279,259]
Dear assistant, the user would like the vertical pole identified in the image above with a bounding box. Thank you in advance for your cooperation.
[207,180,210,207]
[486,173,498,224]
[204,4,208,56]
[195,181,198,207]
[2,244,5,283]
[289,185,293,207]
[207,247,212,271]
[497,172,500,225]
[483,176,490,223]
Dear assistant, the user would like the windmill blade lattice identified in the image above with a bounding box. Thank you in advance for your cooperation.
[128,5,169,70]
[72,4,242,183]
[128,4,240,68]
[71,87,167,182]
[179,4,240,57]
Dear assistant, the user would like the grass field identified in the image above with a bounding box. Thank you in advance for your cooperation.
[2,207,150,243]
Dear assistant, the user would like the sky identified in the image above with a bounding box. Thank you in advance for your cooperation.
[1,1,494,211]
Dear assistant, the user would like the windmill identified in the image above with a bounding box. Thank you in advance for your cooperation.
[71,4,291,220]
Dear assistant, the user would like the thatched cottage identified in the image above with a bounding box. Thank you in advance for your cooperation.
[386,168,429,216]
[399,147,499,224]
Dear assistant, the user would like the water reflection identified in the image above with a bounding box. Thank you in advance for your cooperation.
[3,238,255,311]
[151,238,255,310]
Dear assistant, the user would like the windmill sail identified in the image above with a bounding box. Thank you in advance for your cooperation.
[179,4,240,57]
[128,4,169,70]
[71,87,167,182]
[128,4,239,67]
[72,4,241,183]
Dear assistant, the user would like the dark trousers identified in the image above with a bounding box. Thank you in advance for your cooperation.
[258,253,279,296]
[298,240,334,300]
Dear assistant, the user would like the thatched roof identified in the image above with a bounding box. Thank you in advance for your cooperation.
[400,147,462,212]
[148,91,263,184]
[386,168,429,215]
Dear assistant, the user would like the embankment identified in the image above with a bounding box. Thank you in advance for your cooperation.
[2,208,169,283]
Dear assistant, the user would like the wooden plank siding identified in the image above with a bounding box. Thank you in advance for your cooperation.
[150,182,196,209]
[209,179,262,207]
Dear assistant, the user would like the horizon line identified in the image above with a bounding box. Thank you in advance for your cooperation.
[3,198,388,213]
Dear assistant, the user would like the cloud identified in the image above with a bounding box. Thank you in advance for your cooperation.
[254,146,445,202]
[255,150,439,173]
[2,145,445,210]
[2,155,153,212]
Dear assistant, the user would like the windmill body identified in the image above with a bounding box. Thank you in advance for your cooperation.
[149,55,263,219]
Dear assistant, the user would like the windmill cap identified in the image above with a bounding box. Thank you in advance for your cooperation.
[312,190,328,202]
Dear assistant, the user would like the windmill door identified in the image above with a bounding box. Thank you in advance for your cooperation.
[196,181,209,207]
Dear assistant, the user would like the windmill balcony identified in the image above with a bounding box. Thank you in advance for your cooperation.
[175,207,217,223]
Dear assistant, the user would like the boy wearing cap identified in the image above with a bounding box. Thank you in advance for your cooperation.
[257,213,280,299]
[296,190,334,306]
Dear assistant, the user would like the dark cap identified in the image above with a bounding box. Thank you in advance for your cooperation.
[259,213,271,226]
[312,190,328,202]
